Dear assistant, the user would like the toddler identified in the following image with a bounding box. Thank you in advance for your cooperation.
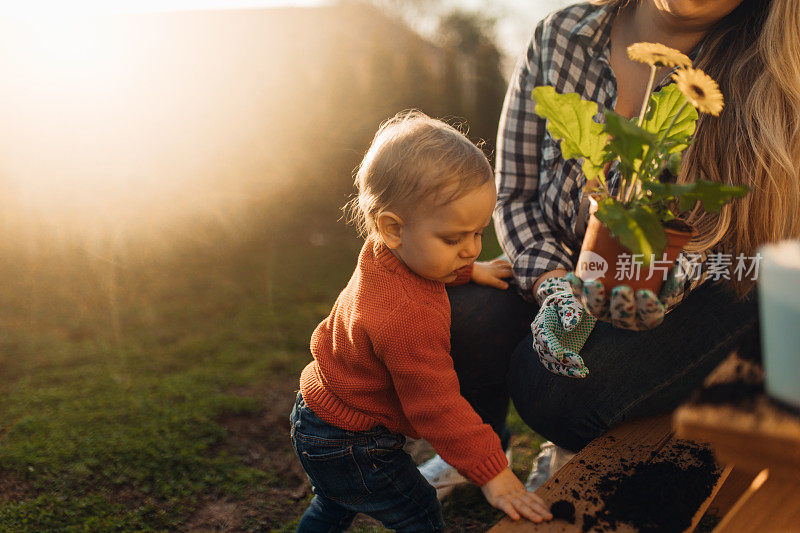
[290,110,552,531]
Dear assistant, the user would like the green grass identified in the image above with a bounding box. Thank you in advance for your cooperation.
[0,213,542,531]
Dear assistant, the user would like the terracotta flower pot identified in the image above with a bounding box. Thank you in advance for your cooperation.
[575,196,697,295]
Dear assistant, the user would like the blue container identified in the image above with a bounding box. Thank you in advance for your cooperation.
[758,240,800,409]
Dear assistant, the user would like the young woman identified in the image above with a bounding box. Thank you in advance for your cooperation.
[420,0,800,495]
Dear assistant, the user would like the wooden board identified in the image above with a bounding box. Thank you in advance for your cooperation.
[674,353,800,479]
[489,414,726,532]
[674,400,800,480]
[702,467,756,522]
[489,415,674,532]
[687,463,731,532]
[713,469,800,532]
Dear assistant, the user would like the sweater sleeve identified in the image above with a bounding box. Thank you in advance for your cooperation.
[445,264,473,287]
[373,300,508,485]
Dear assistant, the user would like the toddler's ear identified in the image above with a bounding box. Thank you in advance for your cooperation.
[376,211,404,250]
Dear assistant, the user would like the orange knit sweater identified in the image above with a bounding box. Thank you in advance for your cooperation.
[299,235,508,485]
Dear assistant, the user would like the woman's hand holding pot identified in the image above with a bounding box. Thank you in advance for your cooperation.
[566,265,685,331]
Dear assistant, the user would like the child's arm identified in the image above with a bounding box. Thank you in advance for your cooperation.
[374,302,551,523]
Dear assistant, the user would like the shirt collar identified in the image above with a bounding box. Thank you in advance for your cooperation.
[571,2,617,58]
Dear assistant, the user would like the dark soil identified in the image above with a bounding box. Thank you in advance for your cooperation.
[583,441,719,532]
[662,218,694,233]
[581,513,598,532]
[550,500,576,523]
[184,380,312,531]
[0,472,33,502]
[691,342,764,409]
[694,380,763,407]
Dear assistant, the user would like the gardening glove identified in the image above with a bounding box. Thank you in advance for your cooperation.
[531,276,598,378]
[566,264,685,331]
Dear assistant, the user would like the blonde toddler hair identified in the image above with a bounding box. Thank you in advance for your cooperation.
[344,110,493,237]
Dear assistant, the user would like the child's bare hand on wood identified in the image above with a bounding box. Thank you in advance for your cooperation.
[471,259,514,289]
[481,467,553,522]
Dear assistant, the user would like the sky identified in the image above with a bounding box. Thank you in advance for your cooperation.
[0,0,571,59]
[0,0,572,224]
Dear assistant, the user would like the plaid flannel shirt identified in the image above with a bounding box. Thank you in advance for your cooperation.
[495,1,716,310]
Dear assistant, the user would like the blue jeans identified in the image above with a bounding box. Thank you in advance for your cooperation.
[289,393,444,532]
[447,279,759,452]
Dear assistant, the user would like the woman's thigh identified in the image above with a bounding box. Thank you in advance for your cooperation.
[447,282,538,387]
[447,282,538,437]
[509,280,759,452]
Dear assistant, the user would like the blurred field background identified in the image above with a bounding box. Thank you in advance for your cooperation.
[0,0,565,530]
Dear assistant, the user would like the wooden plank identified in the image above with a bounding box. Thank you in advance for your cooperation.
[674,352,800,531]
[489,414,674,532]
[686,463,732,532]
[703,467,755,521]
[675,406,800,480]
[674,352,800,480]
[714,469,800,532]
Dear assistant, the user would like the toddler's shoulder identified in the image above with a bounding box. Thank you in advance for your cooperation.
[360,269,449,331]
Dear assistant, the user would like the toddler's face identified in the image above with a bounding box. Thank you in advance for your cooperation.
[391,181,496,284]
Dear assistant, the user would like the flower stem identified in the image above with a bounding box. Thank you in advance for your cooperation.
[637,66,657,127]
[626,101,690,204]
[622,66,657,204]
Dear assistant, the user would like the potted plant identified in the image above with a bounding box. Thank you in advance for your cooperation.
[531,42,749,294]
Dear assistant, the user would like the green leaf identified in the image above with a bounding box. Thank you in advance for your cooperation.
[641,84,698,144]
[667,152,682,176]
[629,205,668,261]
[594,198,667,266]
[643,180,749,213]
[603,110,657,177]
[532,86,609,179]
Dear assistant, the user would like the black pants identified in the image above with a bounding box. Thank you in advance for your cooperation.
[447,280,759,452]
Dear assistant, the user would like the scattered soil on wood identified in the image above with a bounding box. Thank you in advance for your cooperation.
[694,380,763,407]
[691,348,764,409]
[550,499,576,523]
[581,441,719,532]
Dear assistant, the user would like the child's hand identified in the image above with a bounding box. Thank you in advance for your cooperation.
[481,468,553,523]
[471,259,514,289]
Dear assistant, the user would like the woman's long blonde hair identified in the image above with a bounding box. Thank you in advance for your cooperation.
[597,0,800,298]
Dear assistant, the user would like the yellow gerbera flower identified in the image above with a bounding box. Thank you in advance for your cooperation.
[672,68,725,116]
[627,42,692,69]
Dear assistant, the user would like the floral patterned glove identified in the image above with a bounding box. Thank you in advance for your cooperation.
[531,276,597,378]
[534,277,585,330]
[565,264,685,331]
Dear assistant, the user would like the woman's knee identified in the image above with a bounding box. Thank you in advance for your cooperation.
[507,335,609,452]
[447,284,537,379]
